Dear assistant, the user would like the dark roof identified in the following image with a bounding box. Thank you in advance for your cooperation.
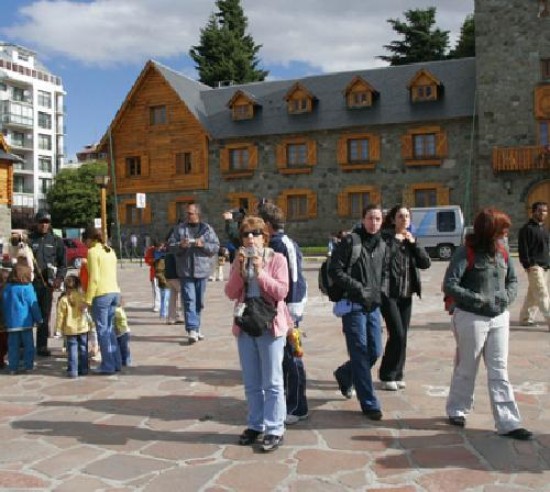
[150,57,476,140]
[0,150,23,163]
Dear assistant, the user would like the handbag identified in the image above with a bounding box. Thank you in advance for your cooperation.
[235,296,277,337]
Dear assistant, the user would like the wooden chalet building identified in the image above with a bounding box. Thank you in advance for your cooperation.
[101,0,549,246]
[0,134,21,241]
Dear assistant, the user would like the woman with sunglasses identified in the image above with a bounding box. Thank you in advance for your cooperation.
[224,216,292,452]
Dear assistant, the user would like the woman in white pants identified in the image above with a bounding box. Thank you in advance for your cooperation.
[443,208,532,441]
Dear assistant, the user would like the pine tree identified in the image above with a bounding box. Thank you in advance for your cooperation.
[378,8,450,66]
[189,0,268,87]
[449,14,475,59]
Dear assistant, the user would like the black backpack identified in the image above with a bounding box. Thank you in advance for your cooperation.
[318,232,362,302]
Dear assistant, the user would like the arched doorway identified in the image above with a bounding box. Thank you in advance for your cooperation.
[526,180,550,227]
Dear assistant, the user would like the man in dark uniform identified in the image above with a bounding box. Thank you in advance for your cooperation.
[28,210,67,356]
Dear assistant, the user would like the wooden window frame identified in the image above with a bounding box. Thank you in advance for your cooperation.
[541,58,550,80]
[337,185,381,218]
[337,133,380,171]
[229,147,250,171]
[412,84,437,102]
[149,105,167,126]
[284,83,315,115]
[401,126,448,166]
[276,138,317,175]
[277,189,317,222]
[232,103,253,121]
[227,192,257,212]
[125,156,142,177]
[119,198,152,225]
[175,152,193,175]
[402,183,450,207]
[220,143,258,179]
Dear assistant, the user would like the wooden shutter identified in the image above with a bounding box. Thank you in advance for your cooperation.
[277,194,287,216]
[307,141,317,167]
[337,190,348,217]
[437,186,450,205]
[307,190,317,218]
[436,131,448,158]
[118,202,127,225]
[220,148,229,173]
[276,143,286,169]
[401,134,413,160]
[248,145,258,170]
[370,135,381,162]
[337,137,347,165]
[371,187,381,206]
[168,201,177,224]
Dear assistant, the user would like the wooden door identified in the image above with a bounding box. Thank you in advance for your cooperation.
[526,180,550,228]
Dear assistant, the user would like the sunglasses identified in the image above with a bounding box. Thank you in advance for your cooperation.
[241,230,263,238]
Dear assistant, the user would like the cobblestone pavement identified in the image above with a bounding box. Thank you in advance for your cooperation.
[1,259,549,491]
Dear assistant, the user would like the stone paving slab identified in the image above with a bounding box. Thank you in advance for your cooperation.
[0,259,549,491]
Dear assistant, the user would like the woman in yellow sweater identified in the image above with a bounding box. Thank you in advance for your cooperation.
[83,226,121,375]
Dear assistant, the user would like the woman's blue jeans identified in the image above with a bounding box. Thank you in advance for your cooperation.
[92,293,121,373]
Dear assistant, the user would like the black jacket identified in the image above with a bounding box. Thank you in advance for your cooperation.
[328,227,386,311]
[518,219,549,270]
[381,232,431,298]
[28,230,67,283]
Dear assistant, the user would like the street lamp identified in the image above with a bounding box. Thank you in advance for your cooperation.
[94,174,110,241]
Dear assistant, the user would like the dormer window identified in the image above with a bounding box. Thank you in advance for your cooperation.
[344,76,378,109]
[227,90,259,121]
[408,69,441,103]
[284,83,315,114]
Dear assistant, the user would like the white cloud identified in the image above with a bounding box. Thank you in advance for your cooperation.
[2,0,474,72]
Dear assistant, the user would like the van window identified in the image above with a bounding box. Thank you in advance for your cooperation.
[437,211,456,232]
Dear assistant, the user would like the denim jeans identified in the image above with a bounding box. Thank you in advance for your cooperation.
[341,306,382,412]
[336,307,382,393]
[159,288,170,319]
[180,278,207,332]
[92,293,121,373]
[237,331,286,437]
[117,332,131,366]
[283,343,308,417]
[8,329,34,371]
[66,333,89,376]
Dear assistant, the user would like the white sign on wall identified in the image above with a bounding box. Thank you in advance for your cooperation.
[94,218,102,229]
[136,193,146,209]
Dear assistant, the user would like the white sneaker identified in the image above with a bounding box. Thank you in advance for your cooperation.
[380,381,398,391]
[188,331,199,344]
[197,331,205,341]
[396,381,406,389]
[285,413,308,425]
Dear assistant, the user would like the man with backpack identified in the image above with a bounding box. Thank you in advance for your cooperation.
[258,203,309,425]
[328,204,386,420]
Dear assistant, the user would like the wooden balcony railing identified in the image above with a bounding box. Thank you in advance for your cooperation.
[492,145,550,172]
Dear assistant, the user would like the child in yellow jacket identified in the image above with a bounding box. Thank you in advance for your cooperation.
[56,275,89,378]
[115,301,131,366]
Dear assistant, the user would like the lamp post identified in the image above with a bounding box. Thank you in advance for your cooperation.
[94,174,110,241]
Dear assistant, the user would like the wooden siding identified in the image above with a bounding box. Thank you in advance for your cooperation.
[0,162,13,206]
[110,66,209,195]
[492,145,550,171]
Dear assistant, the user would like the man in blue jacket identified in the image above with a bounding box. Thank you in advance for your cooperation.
[259,202,309,424]
[167,203,220,344]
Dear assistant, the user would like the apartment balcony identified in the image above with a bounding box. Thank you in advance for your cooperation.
[0,113,33,129]
[492,145,550,172]
[9,140,34,151]
[12,161,33,173]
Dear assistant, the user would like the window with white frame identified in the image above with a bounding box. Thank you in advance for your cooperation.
[38,134,51,150]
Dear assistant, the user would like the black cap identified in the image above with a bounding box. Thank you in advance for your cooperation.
[35,210,51,223]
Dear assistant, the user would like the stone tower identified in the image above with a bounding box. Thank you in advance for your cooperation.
[474,0,550,229]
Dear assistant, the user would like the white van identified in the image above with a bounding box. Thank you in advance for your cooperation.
[410,206,464,260]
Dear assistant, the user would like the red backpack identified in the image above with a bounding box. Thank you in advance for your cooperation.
[444,244,508,314]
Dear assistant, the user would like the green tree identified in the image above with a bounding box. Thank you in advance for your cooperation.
[378,7,450,66]
[47,161,111,228]
[449,14,475,59]
[189,0,268,87]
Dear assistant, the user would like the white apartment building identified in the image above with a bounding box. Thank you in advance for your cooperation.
[0,42,65,227]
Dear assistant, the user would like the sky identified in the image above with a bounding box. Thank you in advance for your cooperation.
[1,0,474,161]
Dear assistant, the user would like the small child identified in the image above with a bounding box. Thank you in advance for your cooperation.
[115,301,131,366]
[215,247,229,281]
[56,275,89,378]
[1,258,43,374]
[79,258,100,360]
[153,244,170,321]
